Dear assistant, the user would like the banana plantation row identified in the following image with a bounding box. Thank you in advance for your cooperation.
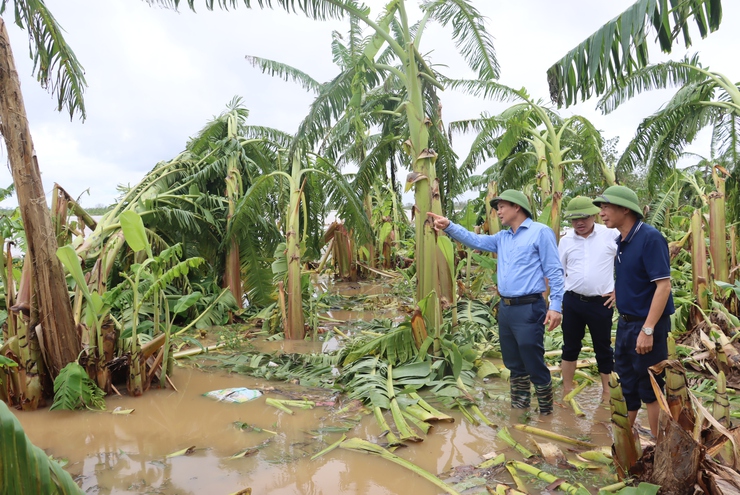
[0,0,737,494]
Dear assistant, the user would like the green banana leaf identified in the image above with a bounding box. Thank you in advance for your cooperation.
[0,401,84,494]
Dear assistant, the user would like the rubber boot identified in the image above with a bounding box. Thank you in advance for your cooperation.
[535,381,554,415]
[510,375,531,409]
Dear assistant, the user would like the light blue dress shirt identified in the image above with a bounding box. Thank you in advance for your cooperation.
[444,218,565,313]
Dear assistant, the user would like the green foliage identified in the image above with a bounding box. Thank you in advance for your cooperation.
[213,351,340,388]
[50,363,106,411]
[455,299,493,327]
[0,401,84,494]
[716,280,740,300]
[120,210,151,256]
[547,0,722,108]
[342,320,418,366]
[189,281,240,330]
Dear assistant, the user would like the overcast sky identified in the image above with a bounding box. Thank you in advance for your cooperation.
[2,0,738,207]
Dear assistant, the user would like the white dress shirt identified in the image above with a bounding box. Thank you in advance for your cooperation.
[558,223,619,296]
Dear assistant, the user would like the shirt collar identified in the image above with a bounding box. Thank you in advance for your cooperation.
[622,220,643,244]
[574,224,599,239]
[506,216,533,234]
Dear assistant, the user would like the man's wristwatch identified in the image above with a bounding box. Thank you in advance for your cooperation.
[641,327,654,336]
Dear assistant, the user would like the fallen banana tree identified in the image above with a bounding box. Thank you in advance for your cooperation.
[608,359,740,494]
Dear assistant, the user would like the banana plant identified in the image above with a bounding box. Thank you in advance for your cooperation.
[231,147,368,339]
[56,244,111,393]
[448,82,608,240]
[116,211,204,395]
[247,0,499,340]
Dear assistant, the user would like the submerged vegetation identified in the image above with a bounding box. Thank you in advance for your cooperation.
[0,0,739,494]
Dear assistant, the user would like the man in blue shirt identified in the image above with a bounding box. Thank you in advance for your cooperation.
[428,189,564,415]
[593,185,674,437]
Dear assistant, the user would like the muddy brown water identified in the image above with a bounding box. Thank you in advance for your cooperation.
[13,365,620,494]
[12,280,623,494]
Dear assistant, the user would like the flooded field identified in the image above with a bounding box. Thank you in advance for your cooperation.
[13,364,621,494]
[10,280,631,494]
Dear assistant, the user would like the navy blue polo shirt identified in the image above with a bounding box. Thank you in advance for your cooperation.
[614,220,675,317]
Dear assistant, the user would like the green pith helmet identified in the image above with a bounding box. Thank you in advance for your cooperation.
[489,189,532,218]
[564,196,600,219]
[592,185,643,219]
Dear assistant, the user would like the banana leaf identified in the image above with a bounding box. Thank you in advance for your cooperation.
[0,401,84,494]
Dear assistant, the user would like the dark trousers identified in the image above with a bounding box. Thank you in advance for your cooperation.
[561,291,614,374]
[614,314,670,411]
[498,297,550,386]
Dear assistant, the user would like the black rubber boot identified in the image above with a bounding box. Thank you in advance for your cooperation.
[510,375,531,409]
[535,381,554,415]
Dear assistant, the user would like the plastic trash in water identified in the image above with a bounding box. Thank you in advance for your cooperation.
[204,387,262,403]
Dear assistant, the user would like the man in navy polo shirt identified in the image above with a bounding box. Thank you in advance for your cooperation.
[427,189,564,415]
[593,185,674,437]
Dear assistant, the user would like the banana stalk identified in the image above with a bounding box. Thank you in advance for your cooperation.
[578,448,612,465]
[265,398,294,415]
[339,438,461,495]
[709,166,729,284]
[505,463,528,492]
[513,424,597,449]
[484,181,501,235]
[457,402,479,426]
[544,347,593,358]
[373,406,402,447]
[488,485,526,495]
[569,399,585,417]
[471,404,495,427]
[598,481,627,493]
[370,362,401,447]
[563,380,589,402]
[277,399,315,409]
[508,461,589,494]
[664,342,694,428]
[402,410,430,435]
[477,453,505,469]
[547,358,596,373]
[3,242,15,343]
[563,380,589,417]
[693,407,705,443]
[609,373,639,480]
[408,392,454,422]
[713,371,730,426]
[690,209,709,314]
[497,427,535,458]
[310,434,346,461]
[718,332,740,368]
[386,365,422,442]
[403,403,437,423]
[265,398,315,414]
[567,459,603,470]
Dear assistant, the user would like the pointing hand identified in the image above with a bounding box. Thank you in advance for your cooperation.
[426,212,450,232]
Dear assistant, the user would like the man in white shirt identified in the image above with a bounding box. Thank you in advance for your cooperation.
[558,196,618,402]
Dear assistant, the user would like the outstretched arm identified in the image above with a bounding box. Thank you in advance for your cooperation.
[427,212,499,253]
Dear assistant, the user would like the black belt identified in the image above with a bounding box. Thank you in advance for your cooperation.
[620,313,645,322]
[501,294,542,306]
[566,291,607,303]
